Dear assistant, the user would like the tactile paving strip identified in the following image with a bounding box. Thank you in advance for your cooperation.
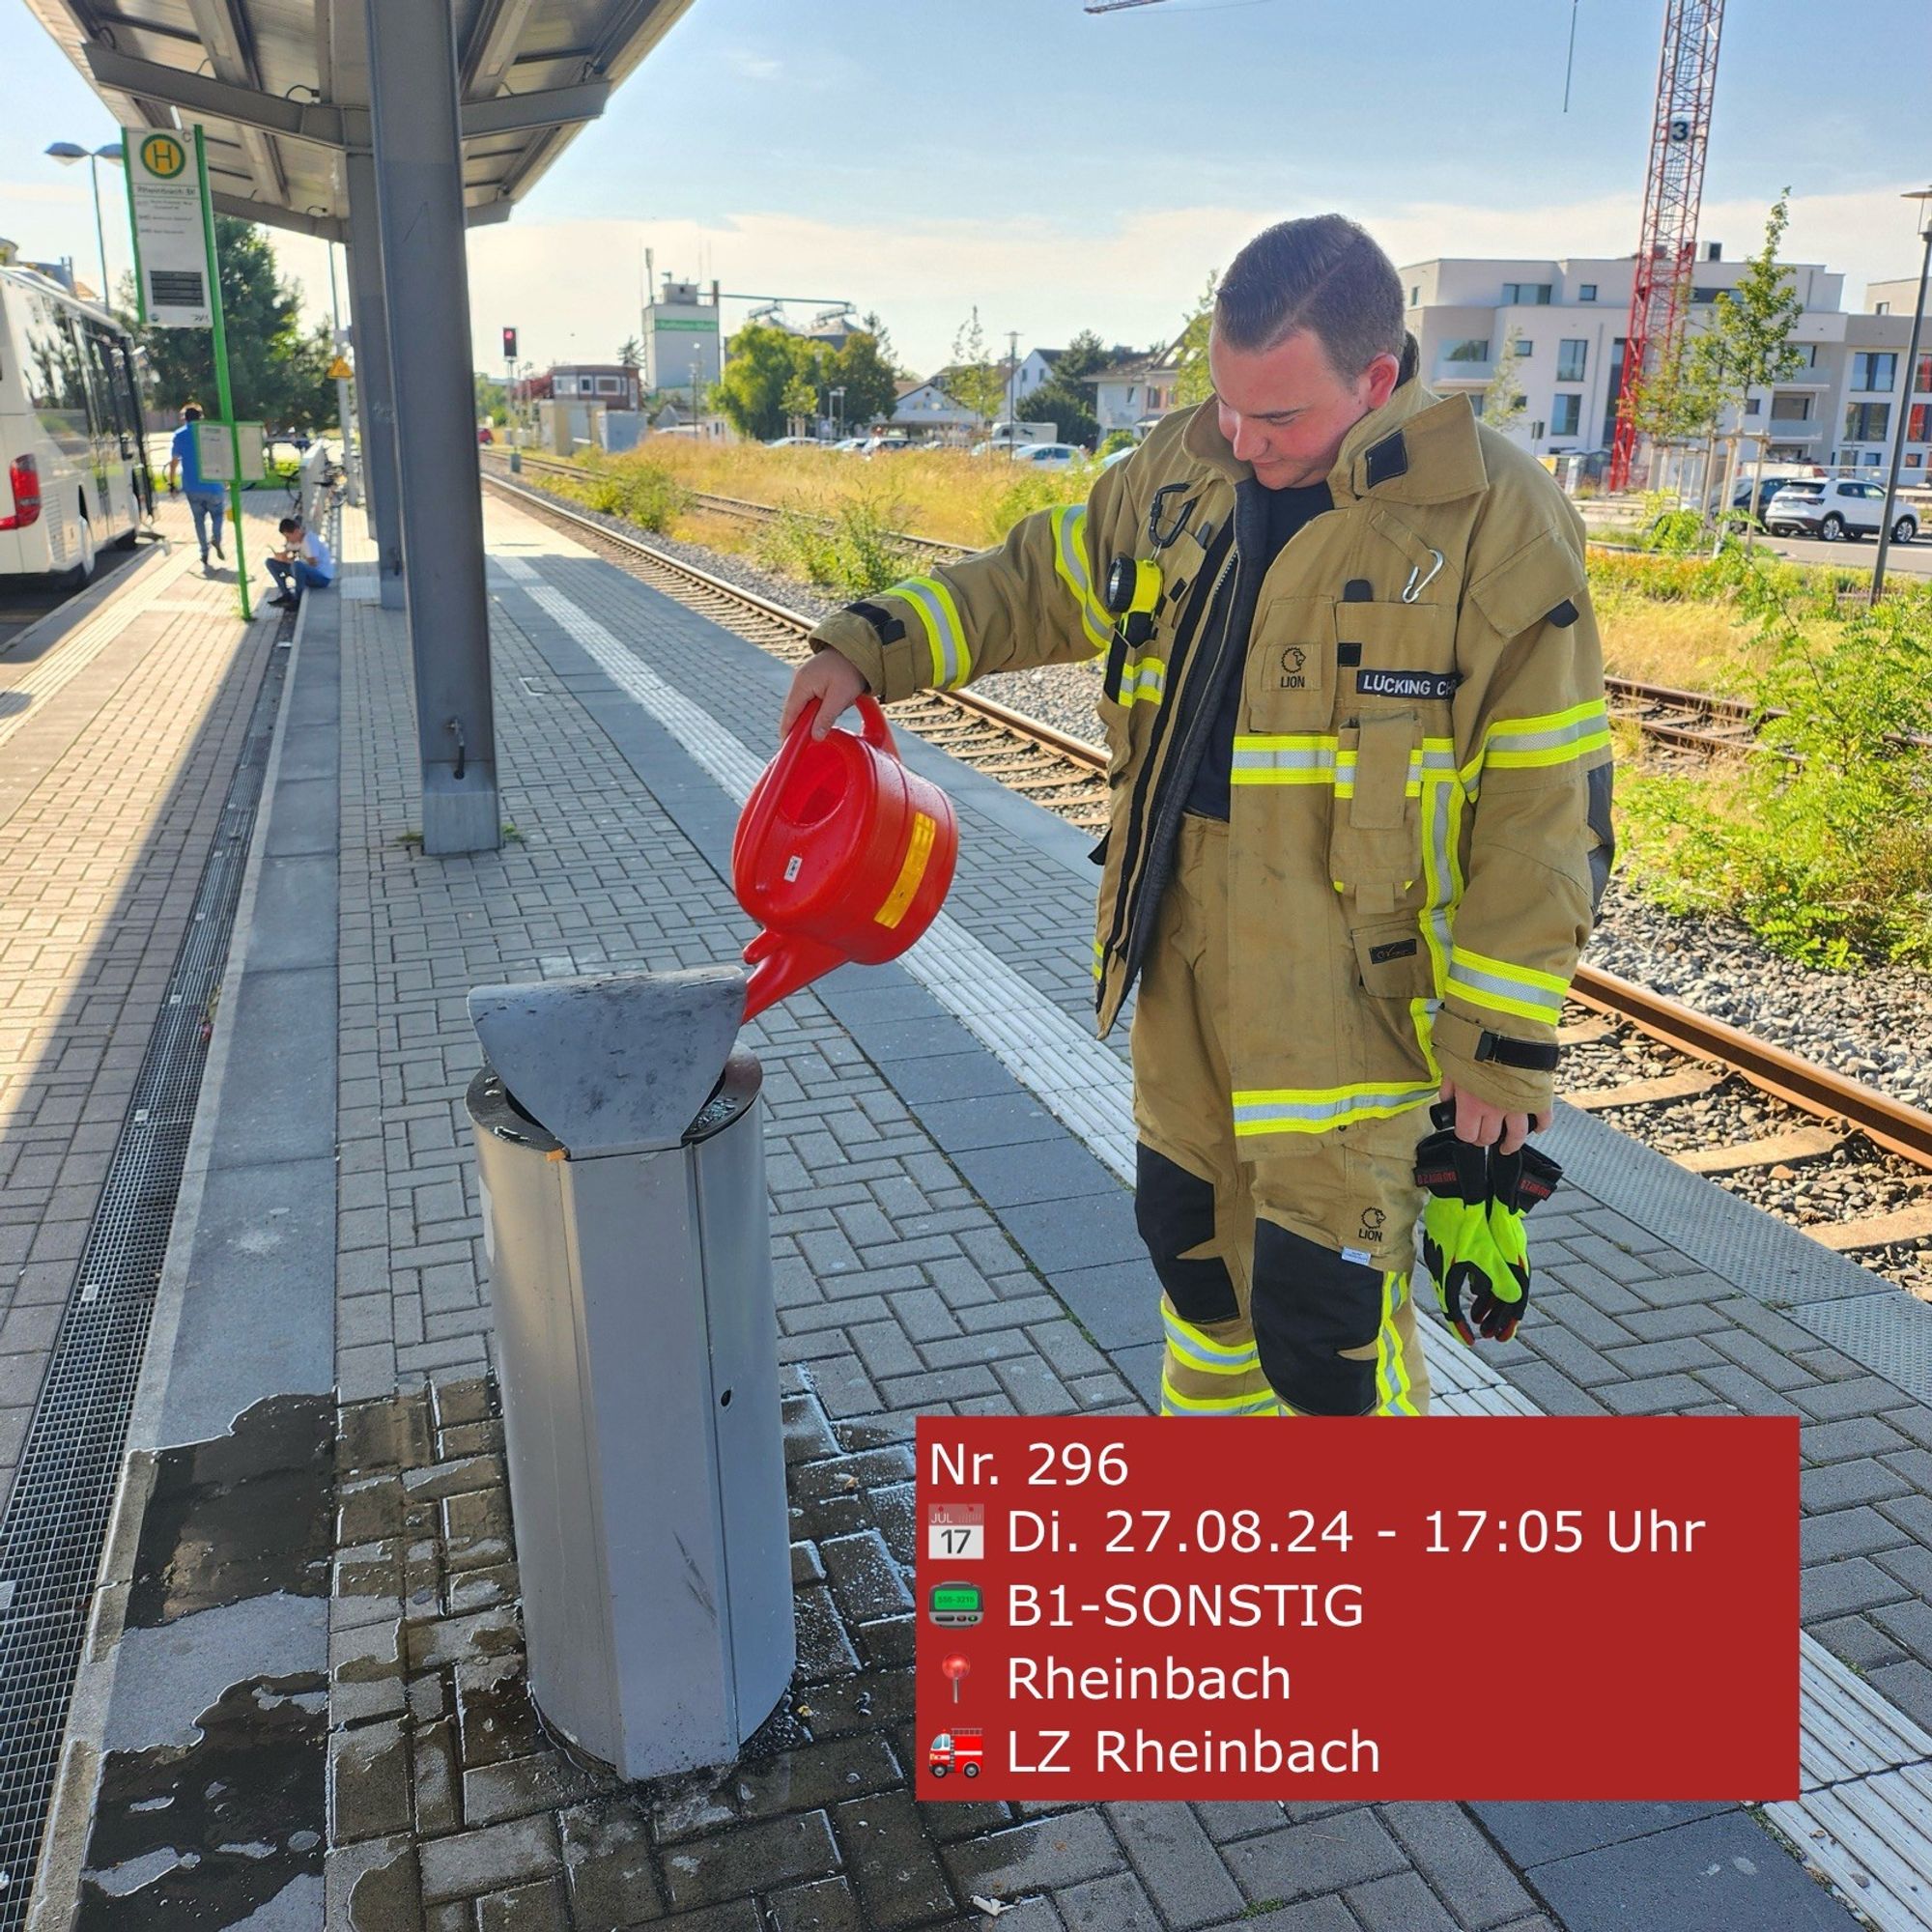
[0,636,288,1924]
[1788,1293,1932,1407]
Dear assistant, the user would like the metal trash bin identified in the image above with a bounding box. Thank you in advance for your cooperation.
[465,966,794,1779]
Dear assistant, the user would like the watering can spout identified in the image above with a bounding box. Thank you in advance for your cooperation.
[741,930,846,1024]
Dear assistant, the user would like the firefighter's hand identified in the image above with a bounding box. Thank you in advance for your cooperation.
[1439,1079,1548,1157]
[781,650,870,740]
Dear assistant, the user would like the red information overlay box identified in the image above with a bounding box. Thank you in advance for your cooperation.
[914,1416,1797,1803]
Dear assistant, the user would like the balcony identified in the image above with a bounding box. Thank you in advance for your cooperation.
[1433,355,1492,387]
[1764,418,1822,441]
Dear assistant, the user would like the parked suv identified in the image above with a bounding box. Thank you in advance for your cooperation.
[1766,477,1917,544]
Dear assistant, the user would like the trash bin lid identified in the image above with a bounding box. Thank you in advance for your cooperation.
[467,966,748,1157]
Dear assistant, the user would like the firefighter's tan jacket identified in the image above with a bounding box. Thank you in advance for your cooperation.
[809,362,1612,1135]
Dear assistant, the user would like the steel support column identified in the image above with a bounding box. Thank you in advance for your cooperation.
[363,0,499,856]
[341,177,403,611]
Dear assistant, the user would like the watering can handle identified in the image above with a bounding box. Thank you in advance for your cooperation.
[736,695,897,885]
[856,694,895,756]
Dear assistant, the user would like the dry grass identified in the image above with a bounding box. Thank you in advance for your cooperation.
[578,440,1847,696]
[1593,592,1772,694]
[605,439,1093,549]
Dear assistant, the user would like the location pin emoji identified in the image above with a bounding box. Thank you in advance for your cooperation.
[941,1654,970,1704]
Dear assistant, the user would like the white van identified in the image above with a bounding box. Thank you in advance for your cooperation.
[0,265,152,586]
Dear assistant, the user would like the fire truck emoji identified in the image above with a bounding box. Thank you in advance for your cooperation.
[926,1728,984,1778]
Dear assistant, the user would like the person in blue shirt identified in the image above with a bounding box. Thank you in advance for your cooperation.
[265,516,333,610]
[165,403,228,572]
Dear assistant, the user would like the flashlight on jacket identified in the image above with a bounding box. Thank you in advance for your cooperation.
[1103,554,1162,645]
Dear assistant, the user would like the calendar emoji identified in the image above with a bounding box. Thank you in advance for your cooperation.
[925,1503,985,1562]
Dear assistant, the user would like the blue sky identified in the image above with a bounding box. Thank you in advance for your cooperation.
[5,0,1930,375]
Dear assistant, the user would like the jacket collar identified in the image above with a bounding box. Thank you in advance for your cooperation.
[1179,332,1488,507]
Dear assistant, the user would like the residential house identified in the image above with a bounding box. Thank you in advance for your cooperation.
[1090,344,1181,437]
[1400,248,1930,478]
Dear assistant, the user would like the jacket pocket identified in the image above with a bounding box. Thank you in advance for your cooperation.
[1334,599,1459,707]
[1244,592,1334,732]
[1347,919,1439,1095]
[1329,709,1421,914]
[1095,690,1131,781]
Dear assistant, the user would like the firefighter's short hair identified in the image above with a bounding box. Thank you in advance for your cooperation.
[1214,215,1406,378]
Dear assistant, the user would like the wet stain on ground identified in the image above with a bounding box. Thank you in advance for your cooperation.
[75,1672,326,1929]
[126,1395,336,1628]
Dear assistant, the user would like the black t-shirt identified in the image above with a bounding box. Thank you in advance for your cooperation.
[1184,479,1332,819]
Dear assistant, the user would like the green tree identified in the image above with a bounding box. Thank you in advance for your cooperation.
[828,329,898,430]
[1481,326,1528,438]
[1013,328,1108,448]
[948,308,1006,431]
[1708,191,1806,548]
[138,216,333,428]
[1173,271,1217,408]
[781,369,819,437]
[857,311,906,380]
[714,322,804,440]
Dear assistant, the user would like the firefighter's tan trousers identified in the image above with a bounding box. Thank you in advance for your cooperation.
[1129,817,1433,1417]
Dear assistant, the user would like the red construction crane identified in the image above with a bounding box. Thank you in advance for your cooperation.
[1607,0,1727,492]
[1082,0,1727,495]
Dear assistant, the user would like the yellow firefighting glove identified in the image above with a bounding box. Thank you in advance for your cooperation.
[1478,1143,1564,1342]
[1414,1112,1561,1346]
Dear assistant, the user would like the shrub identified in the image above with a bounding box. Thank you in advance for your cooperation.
[755,495,921,599]
[986,469,1074,545]
[574,457,690,533]
[1618,554,1932,968]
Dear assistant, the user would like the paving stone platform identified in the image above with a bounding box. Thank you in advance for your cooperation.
[13,495,1932,1930]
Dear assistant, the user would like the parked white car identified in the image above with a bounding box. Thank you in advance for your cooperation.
[1765,477,1917,544]
[1007,442,1084,470]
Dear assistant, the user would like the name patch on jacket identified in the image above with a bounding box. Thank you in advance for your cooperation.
[1367,937,1418,965]
[1356,668,1461,700]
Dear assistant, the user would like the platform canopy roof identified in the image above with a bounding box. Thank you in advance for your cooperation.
[23,0,694,243]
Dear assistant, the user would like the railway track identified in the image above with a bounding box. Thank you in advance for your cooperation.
[483,463,1932,1282]
[486,450,1774,762]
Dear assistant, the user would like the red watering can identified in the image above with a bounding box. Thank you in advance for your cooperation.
[733,696,958,1022]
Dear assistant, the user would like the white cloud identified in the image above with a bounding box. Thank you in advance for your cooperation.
[0,179,88,206]
[462,183,1927,376]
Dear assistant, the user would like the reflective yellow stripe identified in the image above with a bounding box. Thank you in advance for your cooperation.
[1119,654,1166,705]
[1232,736,1458,793]
[889,575,973,689]
[1446,945,1568,1024]
[1161,1308,1259,1372]
[1160,1374,1283,1416]
[1483,699,1611,770]
[1091,935,1106,980]
[1052,504,1112,653]
[1376,1271,1420,1416]
[1231,1083,1437,1136]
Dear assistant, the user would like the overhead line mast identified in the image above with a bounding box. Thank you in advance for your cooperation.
[1608,0,1727,493]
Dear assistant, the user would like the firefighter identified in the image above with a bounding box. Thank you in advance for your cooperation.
[781,215,1613,1418]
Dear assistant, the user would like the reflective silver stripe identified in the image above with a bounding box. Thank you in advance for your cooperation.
[1486,708,1609,756]
[895,577,966,688]
[1054,505,1111,651]
[1446,955,1565,1020]
[1162,1311,1260,1374]
[1233,1087,1435,1130]
[1120,657,1166,703]
[1230,743,1337,777]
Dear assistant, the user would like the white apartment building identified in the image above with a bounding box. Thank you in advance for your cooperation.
[1400,250,1931,480]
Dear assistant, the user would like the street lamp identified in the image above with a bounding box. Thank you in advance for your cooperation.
[45,139,124,304]
[1870,185,1932,606]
